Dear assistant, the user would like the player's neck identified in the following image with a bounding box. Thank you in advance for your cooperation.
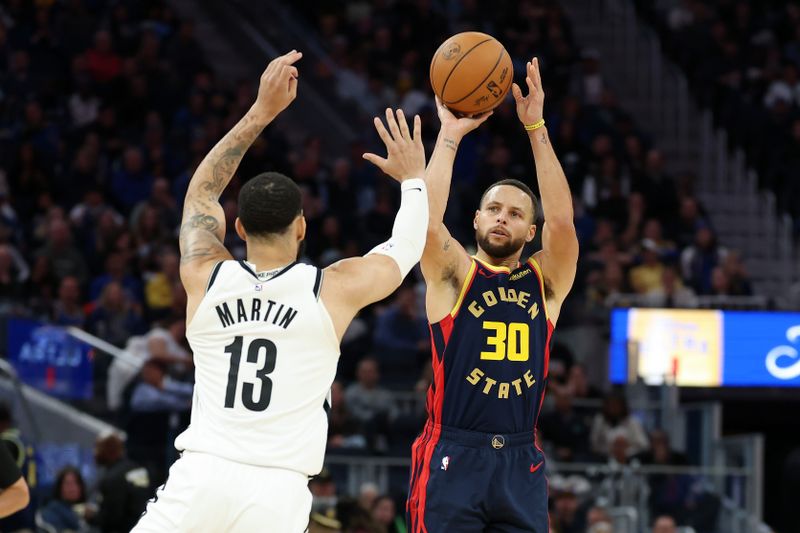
[245,242,297,273]
[474,249,522,270]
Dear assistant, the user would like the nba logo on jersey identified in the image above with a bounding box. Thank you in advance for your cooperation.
[441,456,450,471]
[254,284,262,291]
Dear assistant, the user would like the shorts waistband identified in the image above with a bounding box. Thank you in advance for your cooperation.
[426,422,534,449]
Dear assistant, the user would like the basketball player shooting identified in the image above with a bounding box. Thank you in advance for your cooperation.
[133,51,430,532]
[404,57,579,531]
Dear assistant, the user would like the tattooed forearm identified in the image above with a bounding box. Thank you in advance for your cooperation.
[539,133,548,145]
[191,111,268,200]
[443,138,458,152]
[203,145,244,196]
[443,239,451,251]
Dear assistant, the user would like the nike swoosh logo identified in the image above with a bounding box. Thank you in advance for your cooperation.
[408,187,422,191]
[530,462,543,473]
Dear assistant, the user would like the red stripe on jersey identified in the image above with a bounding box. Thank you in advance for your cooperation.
[413,349,446,532]
[413,423,441,533]
[544,319,554,378]
[439,313,454,345]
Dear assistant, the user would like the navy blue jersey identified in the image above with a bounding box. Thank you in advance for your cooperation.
[425,257,553,433]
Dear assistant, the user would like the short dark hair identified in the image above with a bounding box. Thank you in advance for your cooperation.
[479,178,539,222]
[238,172,302,238]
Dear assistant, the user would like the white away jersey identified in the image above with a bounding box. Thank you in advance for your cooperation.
[175,260,339,476]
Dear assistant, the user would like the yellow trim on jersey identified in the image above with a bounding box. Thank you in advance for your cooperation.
[450,260,478,317]
[528,257,551,323]
[472,256,513,273]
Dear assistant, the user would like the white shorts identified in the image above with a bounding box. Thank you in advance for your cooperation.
[132,451,312,533]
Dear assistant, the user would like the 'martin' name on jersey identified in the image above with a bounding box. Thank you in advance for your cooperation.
[215,297,298,329]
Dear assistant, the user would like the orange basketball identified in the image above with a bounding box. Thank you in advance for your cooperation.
[430,32,514,115]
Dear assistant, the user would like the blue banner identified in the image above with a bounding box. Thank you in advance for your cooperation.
[7,319,94,399]
[609,309,800,388]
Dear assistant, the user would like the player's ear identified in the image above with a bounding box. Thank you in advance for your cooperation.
[526,224,537,243]
[235,218,247,241]
[473,209,480,230]
[297,214,307,241]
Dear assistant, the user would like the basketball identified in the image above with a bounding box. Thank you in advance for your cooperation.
[429,32,514,115]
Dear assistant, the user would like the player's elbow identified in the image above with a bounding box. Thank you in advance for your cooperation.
[545,216,575,233]
[3,478,30,514]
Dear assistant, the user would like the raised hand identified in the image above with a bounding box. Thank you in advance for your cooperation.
[252,50,303,121]
[435,96,493,141]
[511,57,545,126]
[363,108,426,183]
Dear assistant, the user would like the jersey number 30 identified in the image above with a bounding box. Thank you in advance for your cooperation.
[480,321,529,361]
[224,336,276,412]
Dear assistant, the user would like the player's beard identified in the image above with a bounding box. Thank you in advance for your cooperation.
[476,227,525,259]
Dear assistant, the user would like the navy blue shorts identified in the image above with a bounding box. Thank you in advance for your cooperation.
[407,422,548,533]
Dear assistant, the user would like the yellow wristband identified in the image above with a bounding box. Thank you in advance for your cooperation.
[524,119,545,131]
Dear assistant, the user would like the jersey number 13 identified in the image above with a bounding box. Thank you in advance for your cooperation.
[223,336,276,412]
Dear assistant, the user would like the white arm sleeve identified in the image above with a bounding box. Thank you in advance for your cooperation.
[367,178,428,278]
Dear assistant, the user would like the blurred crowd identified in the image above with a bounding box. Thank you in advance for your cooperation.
[0,0,758,531]
[636,0,800,238]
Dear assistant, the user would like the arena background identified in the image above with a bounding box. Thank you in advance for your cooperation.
[0,0,799,532]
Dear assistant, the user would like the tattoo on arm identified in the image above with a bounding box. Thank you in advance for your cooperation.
[443,239,451,251]
[179,214,223,265]
[193,112,266,201]
[443,138,458,152]
[202,146,244,197]
[539,133,548,145]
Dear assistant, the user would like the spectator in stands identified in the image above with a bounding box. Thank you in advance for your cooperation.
[642,219,678,261]
[652,514,677,533]
[639,149,679,221]
[144,250,180,319]
[85,29,121,83]
[345,358,397,452]
[539,390,591,462]
[629,239,666,295]
[720,251,752,296]
[636,429,691,523]
[89,251,143,304]
[52,275,86,327]
[373,283,429,365]
[590,391,649,458]
[643,265,698,308]
[129,358,193,413]
[586,505,613,528]
[309,467,337,513]
[86,281,146,348]
[111,146,154,211]
[681,227,728,294]
[34,218,88,287]
[328,381,366,450]
[108,317,191,412]
[607,429,637,466]
[672,197,709,249]
[371,495,403,533]
[39,466,91,532]
[90,433,150,533]
[358,482,379,513]
[550,485,584,533]
[620,192,647,250]
[585,261,629,317]
[709,266,732,296]
[0,244,28,311]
